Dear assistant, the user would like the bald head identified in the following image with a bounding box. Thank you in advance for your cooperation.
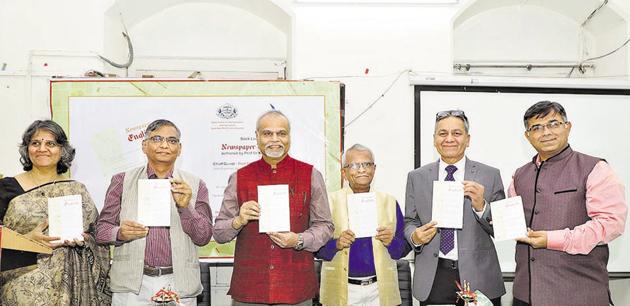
[256,110,291,132]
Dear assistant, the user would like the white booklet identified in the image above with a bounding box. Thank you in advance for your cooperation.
[137,179,171,227]
[258,184,291,233]
[490,196,528,241]
[48,194,84,244]
[347,192,379,238]
[432,181,464,229]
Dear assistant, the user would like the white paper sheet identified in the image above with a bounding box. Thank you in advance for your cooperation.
[490,196,528,241]
[48,194,84,244]
[432,181,464,229]
[347,192,379,238]
[258,184,290,233]
[137,179,171,227]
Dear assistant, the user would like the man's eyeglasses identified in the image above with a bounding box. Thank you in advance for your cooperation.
[146,135,180,145]
[436,110,467,121]
[343,162,375,170]
[526,120,569,134]
[29,139,59,148]
[435,109,466,120]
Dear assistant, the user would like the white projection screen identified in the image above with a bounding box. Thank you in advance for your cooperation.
[50,80,343,259]
[414,84,630,274]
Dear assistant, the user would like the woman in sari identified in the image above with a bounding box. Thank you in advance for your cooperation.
[0,120,111,305]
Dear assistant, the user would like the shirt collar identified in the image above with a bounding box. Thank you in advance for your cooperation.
[439,156,466,173]
[146,164,174,179]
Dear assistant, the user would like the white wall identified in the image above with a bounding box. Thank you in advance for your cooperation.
[455,6,586,62]
[0,0,107,73]
[452,1,629,77]
[454,6,579,62]
[0,1,110,177]
[292,5,455,199]
[586,6,629,77]
[129,3,286,58]
[3,0,630,179]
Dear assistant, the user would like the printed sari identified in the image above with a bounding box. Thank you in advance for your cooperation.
[0,180,111,305]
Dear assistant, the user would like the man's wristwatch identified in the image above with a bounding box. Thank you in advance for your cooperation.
[294,233,305,250]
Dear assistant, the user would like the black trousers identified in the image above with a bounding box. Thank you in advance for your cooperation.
[420,258,502,306]
[512,298,530,306]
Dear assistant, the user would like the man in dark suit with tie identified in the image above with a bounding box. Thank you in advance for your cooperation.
[404,110,505,306]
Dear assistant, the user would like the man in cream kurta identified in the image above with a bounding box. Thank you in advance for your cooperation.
[96,119,213,306]
[317,144,410,306]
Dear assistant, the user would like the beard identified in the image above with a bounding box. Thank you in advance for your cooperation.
[264,144,285,158]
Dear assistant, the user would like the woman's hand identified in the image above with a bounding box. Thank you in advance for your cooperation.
[25,220,62,249]
[62,233,90,247]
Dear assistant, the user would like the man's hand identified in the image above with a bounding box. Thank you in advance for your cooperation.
[411,221,438,245]
[118,220,149,241]
[463,180,486,212]
[516,229,548,248]
[171,178,192,209]
[268,232,298,248]
[336,229,355,250]
[25,220,62,248]
[232,201,260,230]
[375,226,394,247]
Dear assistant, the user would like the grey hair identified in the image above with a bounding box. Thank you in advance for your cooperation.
[256,110,291,131]
[342,143,375,167]
[523,101,568,129]
[144,119,181,139]
[19,120,75,174]
[434,110,470,133]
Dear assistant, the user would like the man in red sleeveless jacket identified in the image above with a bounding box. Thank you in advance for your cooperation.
[214,110,334,305]
[510,101,627,306]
